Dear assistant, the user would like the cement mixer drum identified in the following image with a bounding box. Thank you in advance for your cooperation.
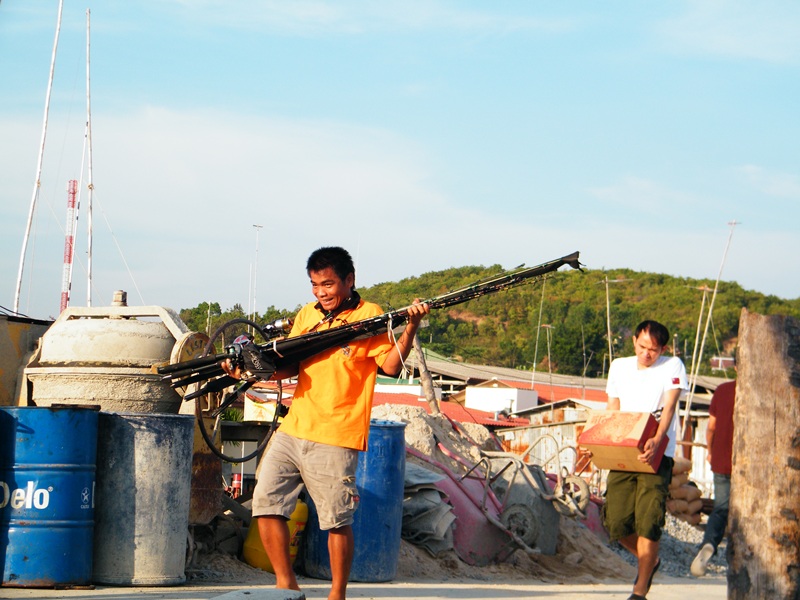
[22,302,203,414]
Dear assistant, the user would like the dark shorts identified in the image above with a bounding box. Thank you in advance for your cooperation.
[604,456,674,542]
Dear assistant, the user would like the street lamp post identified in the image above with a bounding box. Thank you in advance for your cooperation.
[252,224,263,326]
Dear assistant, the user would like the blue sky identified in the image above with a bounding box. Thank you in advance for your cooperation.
[2,1,798,321]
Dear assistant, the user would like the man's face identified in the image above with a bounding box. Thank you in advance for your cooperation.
[633,331,665,369]
[309,267,354,313]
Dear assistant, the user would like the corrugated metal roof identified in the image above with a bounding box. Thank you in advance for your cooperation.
[406,353,732,394]
[372,391,530,428]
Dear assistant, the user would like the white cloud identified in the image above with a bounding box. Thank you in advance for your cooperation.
[658,1,800,63]
[1,107,573,317]
[738,165,800,199]
[586,177,700,215]
[167,0,575,36]
[4,106,799,321]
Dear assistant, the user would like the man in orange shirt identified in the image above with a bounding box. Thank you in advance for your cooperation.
[238,246,428,600]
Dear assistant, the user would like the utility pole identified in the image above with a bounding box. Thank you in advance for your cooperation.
[598,275,632,363]
[539,324,555,401]
[530,279,547,390]
[682,220,738,439]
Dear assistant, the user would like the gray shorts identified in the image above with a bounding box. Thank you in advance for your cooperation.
[251,431,360,530]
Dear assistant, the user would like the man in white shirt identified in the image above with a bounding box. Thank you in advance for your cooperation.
[605,320,688,600]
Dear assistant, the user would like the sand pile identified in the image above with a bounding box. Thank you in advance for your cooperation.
[371,403,634,583]
[189,404,634,585]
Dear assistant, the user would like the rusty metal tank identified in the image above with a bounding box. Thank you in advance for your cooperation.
[21,292,208,414]
[0,314,52,407]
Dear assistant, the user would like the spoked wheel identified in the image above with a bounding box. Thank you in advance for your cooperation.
[193,318,282,463]
[553,474,590,517]
[500,503,539,547]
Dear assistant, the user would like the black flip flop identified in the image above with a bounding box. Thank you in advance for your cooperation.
[632,557,660,594]
[645,558,661,593]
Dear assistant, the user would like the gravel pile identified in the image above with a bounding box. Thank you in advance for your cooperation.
[608,514,728,578]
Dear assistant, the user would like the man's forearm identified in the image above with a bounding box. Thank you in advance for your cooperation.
[381,323,420,376]
[653,389,680,444]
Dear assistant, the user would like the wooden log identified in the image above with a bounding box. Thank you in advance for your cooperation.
[728,309,800,599]
[413,334,439,415]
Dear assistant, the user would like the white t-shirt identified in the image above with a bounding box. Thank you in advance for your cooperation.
[605,355,688,458]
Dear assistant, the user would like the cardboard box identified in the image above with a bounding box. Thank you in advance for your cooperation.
[577,411,668,473]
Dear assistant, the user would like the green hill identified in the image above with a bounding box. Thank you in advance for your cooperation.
[179,267,800,378]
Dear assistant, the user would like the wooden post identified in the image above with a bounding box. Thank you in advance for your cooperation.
[728,308,800,599]
[412,334,439,415]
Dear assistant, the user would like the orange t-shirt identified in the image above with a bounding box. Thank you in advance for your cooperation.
[277,298,395,451]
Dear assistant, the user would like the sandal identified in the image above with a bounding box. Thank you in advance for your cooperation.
[645,558,661,593]
[627,595,647,600]
[632,557,660,595]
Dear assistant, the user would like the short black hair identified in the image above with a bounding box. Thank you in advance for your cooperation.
[306,246,355,283]
[634,320,670,348]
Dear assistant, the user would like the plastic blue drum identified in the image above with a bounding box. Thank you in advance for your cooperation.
[0,406,99,587]
[302,419,406,582]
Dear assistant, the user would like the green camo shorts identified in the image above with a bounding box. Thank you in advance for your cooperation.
[603,456,674,542]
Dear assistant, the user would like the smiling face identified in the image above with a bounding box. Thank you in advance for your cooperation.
[633,331,665,369]
[309,267,354,313]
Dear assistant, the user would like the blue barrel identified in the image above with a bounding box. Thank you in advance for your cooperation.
[0,406,99,587]
[302,419,406,582]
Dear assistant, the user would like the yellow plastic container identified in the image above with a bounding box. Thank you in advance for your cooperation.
[242,499,308,573]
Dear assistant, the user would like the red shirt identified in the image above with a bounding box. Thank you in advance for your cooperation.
[709,381,735,475]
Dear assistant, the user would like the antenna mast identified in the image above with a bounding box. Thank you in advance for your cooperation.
[85,9,95,306]
[681,220,738,440]
[60,180,79,312]
[14,0,65,314]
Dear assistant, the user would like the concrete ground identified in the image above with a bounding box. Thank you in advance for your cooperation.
[0,574,727,600]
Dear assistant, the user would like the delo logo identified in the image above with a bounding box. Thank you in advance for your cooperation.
[0,480,52,510]
[80,482,95,510]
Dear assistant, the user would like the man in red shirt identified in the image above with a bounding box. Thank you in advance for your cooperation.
[691,378,735,576]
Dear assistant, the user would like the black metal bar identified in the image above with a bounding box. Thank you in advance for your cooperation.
[159,251,581,390]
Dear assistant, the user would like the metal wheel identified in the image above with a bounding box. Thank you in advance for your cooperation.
[553,475,590,517]
[193,318,281,463]
[500,503,538,546]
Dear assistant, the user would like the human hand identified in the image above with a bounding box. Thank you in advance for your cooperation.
[220,347,275,381]
[638,437,658,464]
[406,298,430,328]
[220,357,244,380]
[240,346,276,380]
